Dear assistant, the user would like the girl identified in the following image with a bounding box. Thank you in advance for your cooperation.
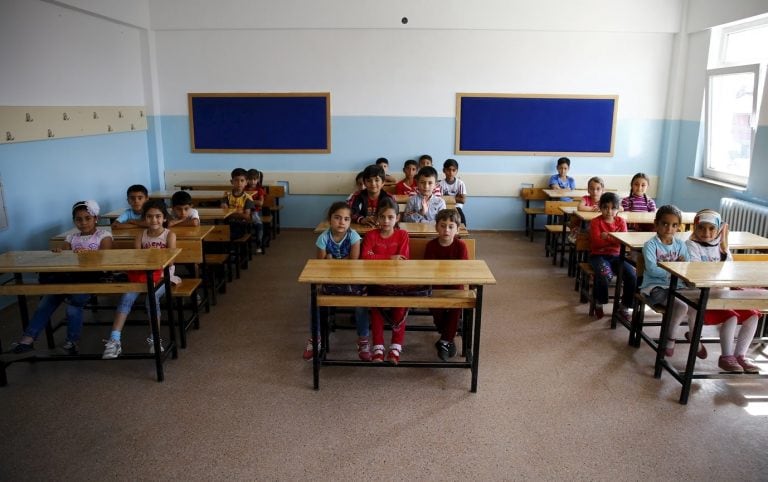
[569,176,604,242]
[587,192,636,321]
[621,173,656,212]
[639,205,690,357]
[361,198,411,364]
[303,202,370,361]
[685,209,760,373]
[12,201,112,355]
[102,200,180,359]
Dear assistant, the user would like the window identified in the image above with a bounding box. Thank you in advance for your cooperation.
[704,16,768,186]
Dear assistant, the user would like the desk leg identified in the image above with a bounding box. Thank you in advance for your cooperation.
[470,286,484,393]
[146,272,164,382]
[163,269,178,360]
[679,288,708,405]
[611,245,626,331]
[654,275,679,379]
[310,284,320,390]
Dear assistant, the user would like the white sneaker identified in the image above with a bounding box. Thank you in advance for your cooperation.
[102,339,122,359]
[146,337,165,354]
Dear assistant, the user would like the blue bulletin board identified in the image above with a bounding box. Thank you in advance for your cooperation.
[188,93,330,153]
[455,94,617,156]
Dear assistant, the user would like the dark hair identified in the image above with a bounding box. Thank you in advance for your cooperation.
[630,172,650,187]
[126,184,148,197]
[417,166,439,180]
[171,191,192,207]
[246,168,262,182]
[327,201,351,220]
[375,157,389,166]
[587,176,605,188]
[376,197,399,216]
[418,154,432,163]
[362,164,385,182]
[436,208,461,225]
[355,171,365,183]
[598,192,620,209]
[72,201,90,218]
[141,199,170,223]
[230,167,247,179]
[443,158,459,169]
[655,204,682,224]
[403,159,417,169]
[556,157,571,167]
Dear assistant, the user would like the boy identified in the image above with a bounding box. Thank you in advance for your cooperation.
[346,171,366,202]
[348,164,394,227]
[403,166,446,223]
[425,209,469,360]
[168,191,200,227]
[639,205,690,357]
[418,154,432,168]
[375,157,397,183]
[245,168,265,253]
[395,159,418,196]
[439,158,467,225]
[549,157,575,201]
[112,184,149,228]
[221,167,254,239]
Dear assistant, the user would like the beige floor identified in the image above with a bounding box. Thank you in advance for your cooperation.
[1,230,767,480]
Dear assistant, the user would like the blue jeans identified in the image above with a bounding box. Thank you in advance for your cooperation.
[588,254,636,306]
[23,293,91,342]
[116,284,167,318]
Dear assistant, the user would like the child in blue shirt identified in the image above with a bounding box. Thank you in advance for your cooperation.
[112,184,149,228]
[548,157,575,201]
[403,166,446,223]
[639,205,690,357]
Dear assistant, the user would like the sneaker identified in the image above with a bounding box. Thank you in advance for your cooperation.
[60,340,79,355]
[435,340,456,361]
[617,307,631,324]
[146,337,165,355]
[684,331,707,359]
[11,342,34,354]
[255,248,263,254]
[594,306,604,320]
[302,338,320,361]
[718,355,743,373]
[371,344,385,363]
[102,339,122,359]
[387,344,402,365]
[736,355,760,374]
[357,337,372,362]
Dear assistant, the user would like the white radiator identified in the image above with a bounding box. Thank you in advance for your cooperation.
[720,197,768,237]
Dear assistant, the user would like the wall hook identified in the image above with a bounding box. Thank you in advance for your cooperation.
[107,125,113,132]
[63,112,70,120]
[130,123,135,130]
[140,110,144,117]
[5,131,14,141]
[93,112,99,119]
[47,129,54,138]
[25,113,33,122]
[118,111,123,118]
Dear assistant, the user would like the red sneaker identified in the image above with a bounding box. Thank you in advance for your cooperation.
[684,331,707,359]
[302,338,320,361]
[387,344,402,365]
[371,345,385,363]
[594,306,604,320]
[736,355,760,374]
[718,355,743,373]
[357,337,372,362]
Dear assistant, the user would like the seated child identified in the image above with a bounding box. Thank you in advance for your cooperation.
[102,200,180,358]
[685,209,760,373]
[245,168,265,253]
[569,176,604,242]
[111,184,149,228]
[168,191,200,227]
[395,160,418,196]
[403,166,446,223]
[303,202,370,361]
[375,157,397,183]
[587,192,636,321]
[621,173,656,231]
[348,164,394,226]
[639,205,690,357]
[418,154,432,168]
[361,198,413,364]
[439,159,468,226]
[425,209,469,360]
[221,167,255,239]
[548,157,575,201]
[12,201,113,355]
[346,171,366,202]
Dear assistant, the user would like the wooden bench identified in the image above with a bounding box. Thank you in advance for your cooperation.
[521,187,548,242]
[544,200,579,266]
[265,185,285,236]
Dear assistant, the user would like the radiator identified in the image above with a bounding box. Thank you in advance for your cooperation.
[720,198,768,237]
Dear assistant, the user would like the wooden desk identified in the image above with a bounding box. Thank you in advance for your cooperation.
[150,190,226,203]
[49,226,215,253]
[105,208,235,224]
[568,209,696,229]
[544,189,588,199]
[0,249,181,386]
[298,259,496,391]
[656,261,768,404]
[313,222,469,238]
[173,182,286,199]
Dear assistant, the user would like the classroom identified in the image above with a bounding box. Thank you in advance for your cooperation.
[1,0,768,479]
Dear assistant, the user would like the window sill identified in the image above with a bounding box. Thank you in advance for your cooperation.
[687,176,747,192]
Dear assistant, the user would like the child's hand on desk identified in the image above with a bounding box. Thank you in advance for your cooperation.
[390,254,407,260]
[51,248,63,253]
